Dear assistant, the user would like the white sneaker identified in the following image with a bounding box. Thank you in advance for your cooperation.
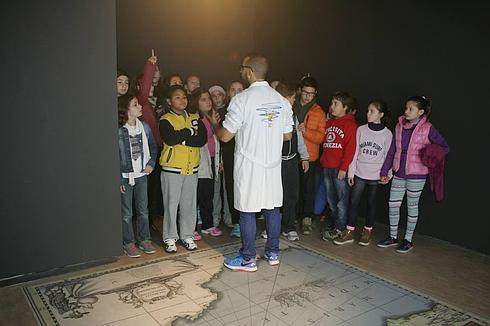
[164,239,177,253]
[287,231,299,241]
[261,230,268,239]
[182,238,197,251]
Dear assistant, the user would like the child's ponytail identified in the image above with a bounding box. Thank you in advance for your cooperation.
[407,95,432,119]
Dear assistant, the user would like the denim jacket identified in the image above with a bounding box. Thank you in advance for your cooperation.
[118,120,157,182]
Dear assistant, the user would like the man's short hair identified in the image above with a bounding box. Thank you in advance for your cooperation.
[245,53,268,79]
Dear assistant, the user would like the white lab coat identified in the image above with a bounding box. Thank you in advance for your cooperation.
[222,81,293,212]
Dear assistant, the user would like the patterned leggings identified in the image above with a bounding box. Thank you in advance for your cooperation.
[389,177,426,242]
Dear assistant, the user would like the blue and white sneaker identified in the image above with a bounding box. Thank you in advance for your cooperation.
[264,252,280,266]
[223,256,257,272]
[230,224,241,238]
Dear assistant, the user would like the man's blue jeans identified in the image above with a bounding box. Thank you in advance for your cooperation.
[323,168,350,231]
[239,207,281,261]
[121,176,151,245]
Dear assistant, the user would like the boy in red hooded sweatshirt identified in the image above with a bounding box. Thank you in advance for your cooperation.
[320,92,358,241]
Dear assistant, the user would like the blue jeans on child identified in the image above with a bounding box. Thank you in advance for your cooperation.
[239,208,281,261]
[121,176,151,245]
[323,168,350,231]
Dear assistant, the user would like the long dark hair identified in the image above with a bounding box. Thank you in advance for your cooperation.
[188,88,211,116]
[117,92,136,127]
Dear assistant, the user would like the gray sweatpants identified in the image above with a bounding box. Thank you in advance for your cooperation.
[161,171,198,241]
[213,173,232,227]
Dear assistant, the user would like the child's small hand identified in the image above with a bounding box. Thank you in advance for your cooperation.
[298,122,306,134]
[144,165,154,174]
[348,177,354,187]
[120,185,126,193]
[379,176,390,184]
[218,163,224,173]
[302,160,309,173]
[148,49,157,65]
[210,109,221,127]
[337,170,346,180]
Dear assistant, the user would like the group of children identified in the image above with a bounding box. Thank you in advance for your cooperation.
[117,50,449,258]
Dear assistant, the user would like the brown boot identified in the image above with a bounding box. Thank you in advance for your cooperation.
[359,228,372,246]
[302,217,312,235]
[333,229,354,245]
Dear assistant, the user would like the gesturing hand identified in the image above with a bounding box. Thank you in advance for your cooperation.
[210,109,222,127]
[148,49,158,65]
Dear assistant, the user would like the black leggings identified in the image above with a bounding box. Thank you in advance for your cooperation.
[347,176,379,228]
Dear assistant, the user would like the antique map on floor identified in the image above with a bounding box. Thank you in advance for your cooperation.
[24,239,487,326]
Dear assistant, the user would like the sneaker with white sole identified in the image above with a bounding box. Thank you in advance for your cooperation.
[286,231,299,241]
[182,238,198,251]
[201,226,223,237]
[396,239,414,253]
[164,239,177,253]
[123,243,141,258]
[193,231,202,241]
[264,252,280,265]
[224,255,257,272]
[138,240,156,254]
[376,236,399,248]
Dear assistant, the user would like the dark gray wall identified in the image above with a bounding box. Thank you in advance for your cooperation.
[116,0,489,253]
[1,1,121,280]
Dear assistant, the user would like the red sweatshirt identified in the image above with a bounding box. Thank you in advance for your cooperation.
[320,113,358,171]
[137,61,162,147]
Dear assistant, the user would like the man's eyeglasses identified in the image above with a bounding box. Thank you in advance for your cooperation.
[240,65,254,72]
[301,89,316,97]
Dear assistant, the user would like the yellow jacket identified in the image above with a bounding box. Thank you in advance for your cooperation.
[159,110,206,175]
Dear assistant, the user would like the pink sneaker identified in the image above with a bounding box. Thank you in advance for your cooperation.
[193,231,202,241]
[202,227,223,237]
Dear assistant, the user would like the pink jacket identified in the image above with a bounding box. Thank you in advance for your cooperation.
[393,116,431,175]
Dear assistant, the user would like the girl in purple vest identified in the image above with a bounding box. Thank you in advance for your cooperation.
[377,96,449,253]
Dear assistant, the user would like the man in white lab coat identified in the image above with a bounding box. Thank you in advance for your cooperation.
[211,53,293,272]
